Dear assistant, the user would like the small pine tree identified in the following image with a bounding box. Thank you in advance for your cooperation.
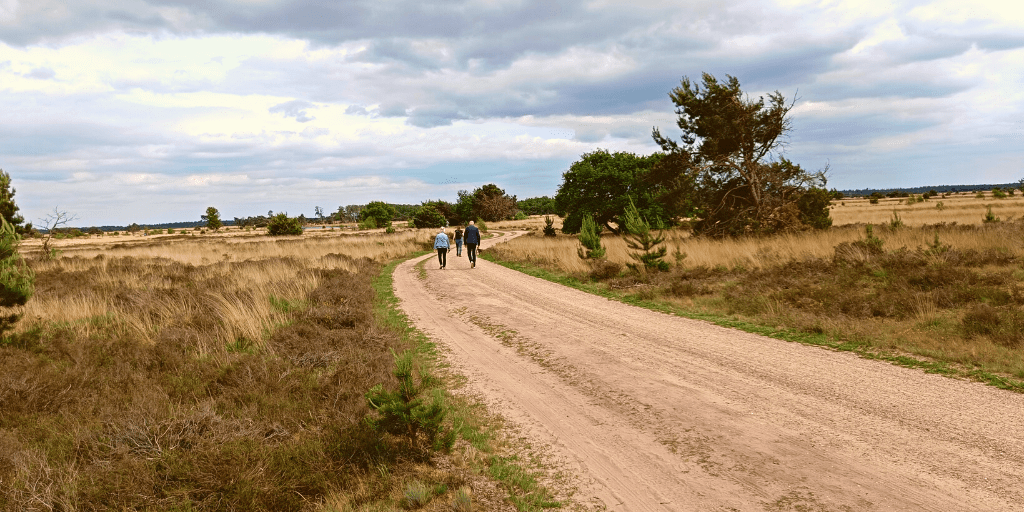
[576,214,605,259]
[0,217,34,333]
[0,170,26,235]
[366,349,455,452]
[543,216,557,237]
[622,199,669,273]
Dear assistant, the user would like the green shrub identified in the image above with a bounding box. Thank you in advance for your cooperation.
[992,188,1007,199]
[267,213,304,236]
[358,217,378,230]
[983,206,1000,223]
[413,204,446,229]
[0,218,33,333]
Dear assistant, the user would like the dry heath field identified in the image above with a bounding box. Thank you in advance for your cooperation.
[0,228,528,512]
[487,192,1024,387]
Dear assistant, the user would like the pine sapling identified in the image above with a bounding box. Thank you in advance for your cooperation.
[576,215,605,259]
[623,199,669,273]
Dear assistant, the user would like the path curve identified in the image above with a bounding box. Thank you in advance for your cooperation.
[393,230,1024,511]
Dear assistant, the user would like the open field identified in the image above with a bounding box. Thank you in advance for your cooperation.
[484,201,1024,387]
[0,229,540,511]
[831,190,1024,226]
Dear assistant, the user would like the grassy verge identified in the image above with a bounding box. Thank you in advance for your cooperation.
[481,251,1024,393]
[370,255,563,511]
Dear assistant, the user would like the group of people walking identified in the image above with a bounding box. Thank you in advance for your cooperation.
[433,221,481,270]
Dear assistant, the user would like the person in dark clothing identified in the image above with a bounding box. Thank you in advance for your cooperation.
[433,227,450,269]
[454,226,464,256]
[463,221,481,268]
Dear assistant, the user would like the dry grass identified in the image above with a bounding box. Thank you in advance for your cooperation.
[0,229,488,511]
[831,191,1024,226]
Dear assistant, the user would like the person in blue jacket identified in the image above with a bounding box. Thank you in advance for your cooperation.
[463,221,481,268]
[433,227,450,269]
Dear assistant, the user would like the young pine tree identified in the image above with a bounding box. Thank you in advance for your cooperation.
[576,214,606,259]
[0,217,34,333]
[623,199,669,273]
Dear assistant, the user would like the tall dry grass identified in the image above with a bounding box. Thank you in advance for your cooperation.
[491,223,1024,274]
[831,192,1024,226]
[0,229,443,511]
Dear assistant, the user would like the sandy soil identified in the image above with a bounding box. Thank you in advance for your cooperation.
[393,231,1024,511]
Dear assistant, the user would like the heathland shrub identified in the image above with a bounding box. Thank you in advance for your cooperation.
[267,213,304,235]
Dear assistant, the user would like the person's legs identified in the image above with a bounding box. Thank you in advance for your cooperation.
[437,248,447,268]
[456,239,463,256]
[467,244,477,267]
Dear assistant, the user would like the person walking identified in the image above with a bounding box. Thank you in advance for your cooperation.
[454,226,464,257]
[433,227,450,269]
[464,220,481,268]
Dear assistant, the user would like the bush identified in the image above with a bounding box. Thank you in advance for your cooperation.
[588,259,621,280]
[413,204,446,229]
[983,206,1000,224]
[267,213,304,236]
[358,218,377,230]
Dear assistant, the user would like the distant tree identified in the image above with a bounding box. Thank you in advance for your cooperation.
[0,170,27,235]
[421,200,458,225]
[517,196,558,216]
[0,217,33,333]
[455,190,475,224]
[651,73,827,237]
[267,213,304,236]
[473,184,517,222]
[413,204,446,229]
[38,208,78,259]
[87,226,103,235]
[203,207,223,231]
[314,206,325,225]
[360,201,397,229]
[128,223,141,233]
[555,150,667,234]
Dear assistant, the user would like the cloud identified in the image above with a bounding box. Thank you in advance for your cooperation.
[269,99,316,122]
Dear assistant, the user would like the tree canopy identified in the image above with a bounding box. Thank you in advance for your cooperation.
[472,184,517,222]
[360,201,397,229]
[554,149,667,234]
[651,73,828,237]
[202,206,222,231]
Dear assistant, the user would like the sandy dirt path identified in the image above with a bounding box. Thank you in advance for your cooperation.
[393,231,1024,511]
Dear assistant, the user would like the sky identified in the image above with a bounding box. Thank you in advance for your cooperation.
[1,0,1023,226]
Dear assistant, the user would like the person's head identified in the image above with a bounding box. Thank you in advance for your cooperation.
[439,227,445,233]
[469,221,475,226]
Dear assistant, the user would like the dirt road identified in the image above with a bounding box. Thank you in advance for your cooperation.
[393,231,1024,511]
